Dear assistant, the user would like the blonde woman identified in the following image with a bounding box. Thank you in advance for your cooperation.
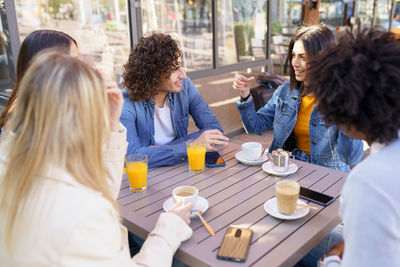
[0,52,193,266]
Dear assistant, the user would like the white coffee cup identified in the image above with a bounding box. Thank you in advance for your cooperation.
[172,186,198,208]
[241,142,262,161]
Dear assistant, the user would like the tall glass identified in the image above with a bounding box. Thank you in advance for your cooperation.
[125,154,148,192]
[186,140,206,173]
[275,180,300,214]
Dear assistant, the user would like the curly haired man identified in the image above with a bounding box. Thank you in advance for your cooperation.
[120,33,228,168]
[297,29,400,267]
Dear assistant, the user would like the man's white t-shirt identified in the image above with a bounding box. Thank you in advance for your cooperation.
[154,100,176,146]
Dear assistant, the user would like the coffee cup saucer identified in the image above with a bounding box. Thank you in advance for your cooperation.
[262,161,298,176]
[163,196,209,219]
[235,150,269,165]
[264,197,310,220]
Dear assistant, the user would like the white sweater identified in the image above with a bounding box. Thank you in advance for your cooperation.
[0,127,192,266]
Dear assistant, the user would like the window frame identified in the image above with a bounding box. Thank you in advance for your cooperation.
[128,0,271,79]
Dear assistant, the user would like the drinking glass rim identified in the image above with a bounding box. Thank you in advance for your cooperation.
[276,179,299,189]
[125,154,148,161]
[186,139,206,147]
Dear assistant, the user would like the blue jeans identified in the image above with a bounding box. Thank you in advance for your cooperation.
[128,231,188,267]
[294,225,344,267]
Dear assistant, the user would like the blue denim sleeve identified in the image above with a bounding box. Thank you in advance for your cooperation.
[336,129,364,166]
[120,106,187,168]
[236,85,283,134]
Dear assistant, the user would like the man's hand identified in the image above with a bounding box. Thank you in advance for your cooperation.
[232,73,255,99]
[326,241,345,259]
[196,129,229,150]
[168,201,193,225]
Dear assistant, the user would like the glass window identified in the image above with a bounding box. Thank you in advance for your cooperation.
[358,0,392,30]
[141,0,213,72]
[393,0,400,34]
[218,0,267,66]
[270,0,302,36]
[269,0,301,75]
[374,0,392,30]
[0,4,15,96]
[320,0,346,30]
[14,0,130,79]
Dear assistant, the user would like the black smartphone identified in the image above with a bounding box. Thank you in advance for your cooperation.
[299,187,335,206]
[205,151,225,168]
[217,227,252,262]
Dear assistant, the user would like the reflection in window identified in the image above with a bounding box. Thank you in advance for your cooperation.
[141,0,213,72]
[0,22,11,86]
[218,0,267,66]
[358,0,388,29]
[270,0,301,36]
[393,0,400,34]
[374,0,392,30]
[320,0,346,30]
[0,4,14,93]
[269,0,301,75]
[14,0,130,79]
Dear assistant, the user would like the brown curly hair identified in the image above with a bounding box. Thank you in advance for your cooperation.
[123,33,182,101]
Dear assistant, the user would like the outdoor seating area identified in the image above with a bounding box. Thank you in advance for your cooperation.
[0,1,399,267]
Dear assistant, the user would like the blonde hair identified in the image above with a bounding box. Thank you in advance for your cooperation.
[0,52,116,250]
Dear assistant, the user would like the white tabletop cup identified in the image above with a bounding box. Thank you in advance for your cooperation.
[172,185,199,208]
[241,142,262,161]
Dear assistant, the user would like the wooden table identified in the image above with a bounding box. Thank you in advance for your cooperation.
[118,143,347,266]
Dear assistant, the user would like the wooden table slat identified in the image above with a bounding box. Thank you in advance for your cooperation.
[118,143,347,267]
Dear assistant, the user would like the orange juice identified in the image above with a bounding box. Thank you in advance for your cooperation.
[126,161,148,192]
[187,145,206,173]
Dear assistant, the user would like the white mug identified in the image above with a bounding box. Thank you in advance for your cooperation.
[241,142,262,161]
[172,186,198,208]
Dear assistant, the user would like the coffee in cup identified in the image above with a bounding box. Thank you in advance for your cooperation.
[275,180,300,214]
[241,142,262,161]
[172,185,198,208]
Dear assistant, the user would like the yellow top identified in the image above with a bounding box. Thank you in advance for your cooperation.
[293,95,316,154]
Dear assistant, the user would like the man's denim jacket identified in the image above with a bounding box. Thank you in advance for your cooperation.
[120,78,222,168]
[236,80,363,172]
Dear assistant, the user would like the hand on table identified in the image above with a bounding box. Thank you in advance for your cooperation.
[168,201,193,225]
[232,73,255,99]
[196,129,229,150]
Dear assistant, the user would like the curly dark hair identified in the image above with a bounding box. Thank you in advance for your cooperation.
[287,24,335,90]
[123,33,182,101]
[306,29,400,143]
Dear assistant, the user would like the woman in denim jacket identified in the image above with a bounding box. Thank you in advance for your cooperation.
[233,24,363,172]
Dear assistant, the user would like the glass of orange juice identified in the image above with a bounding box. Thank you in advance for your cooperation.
[125,154,148,192]
[186,140,206,173]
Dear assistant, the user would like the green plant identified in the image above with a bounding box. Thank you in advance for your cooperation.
[234,23,255,56]
[270,21,283,34]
